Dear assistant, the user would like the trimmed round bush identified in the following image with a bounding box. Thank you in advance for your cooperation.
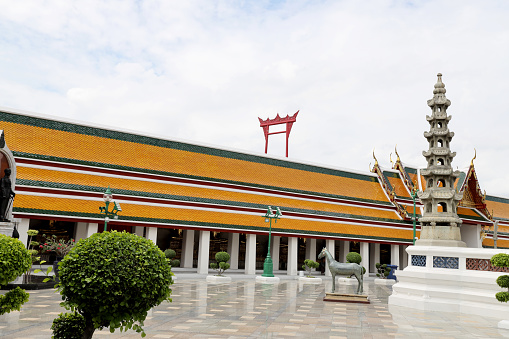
[215,251,230,263]
[51,312,86,339]
[164,249,176,259]
[491,253,509,268]
[346,252,362,264]
[0,287,30,315]
[497,275,509,289]
[0,234,32,286]
[57,231,173,338]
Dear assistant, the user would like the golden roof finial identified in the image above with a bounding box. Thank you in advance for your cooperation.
[389,152,393,167]
[395,145,401,163]
[471,148,476,166]
[373,148,378,166]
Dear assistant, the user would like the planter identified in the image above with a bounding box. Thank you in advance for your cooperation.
[298,276,322,284]
[206,275,231,283]
[374,278,396,286]
[255,276,280,284]
[337,277,358,285]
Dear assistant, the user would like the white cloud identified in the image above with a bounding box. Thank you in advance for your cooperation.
[1,0,509,197]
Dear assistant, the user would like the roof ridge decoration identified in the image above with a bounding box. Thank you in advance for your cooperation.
[392,145,417,194]
[458,149,492,221]
[371,149,408,219]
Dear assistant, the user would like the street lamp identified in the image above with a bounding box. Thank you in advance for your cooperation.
[410,187,418,245]
[262,206,282,277]
[99,187,122,232]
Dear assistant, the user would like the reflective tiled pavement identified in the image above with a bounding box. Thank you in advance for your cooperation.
[1,276,508,338]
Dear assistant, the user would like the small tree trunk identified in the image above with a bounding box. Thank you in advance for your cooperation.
[82,315,95,339]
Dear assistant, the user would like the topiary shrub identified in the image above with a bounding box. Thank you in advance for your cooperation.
[210,251,230,276]
[0,234,31,315]
[51,312,86,339]
[375,263,390,279]
[346,252,362,264]
[491,253,509,304]
[56,231,173,338]
[164,249,180,267]
[302,259,320,277]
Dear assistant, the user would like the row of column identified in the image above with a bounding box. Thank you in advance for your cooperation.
[18,219,409,276]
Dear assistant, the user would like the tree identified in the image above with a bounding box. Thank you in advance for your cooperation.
[302,259,320,277]
[346,252,366,275]
[0,234,31,315]
[210,251,230,276]
[375,263,390,279]
[55,231,173,338]
[491,253,509,303]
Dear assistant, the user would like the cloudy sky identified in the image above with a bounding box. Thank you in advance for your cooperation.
[1,1,509,197]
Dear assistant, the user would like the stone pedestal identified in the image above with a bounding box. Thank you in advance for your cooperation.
[0,222,14,237]
[298,276,322,284]
[374,278,396,286]
[416,225,466,247]
[324,293,369,303]
[255,276,280,284]
[206,275,231,284]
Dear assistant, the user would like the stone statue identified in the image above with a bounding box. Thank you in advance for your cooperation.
[0,168,15,222]
[318,247,364,294]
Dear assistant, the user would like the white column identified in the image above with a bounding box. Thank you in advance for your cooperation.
[373,243,380,270]
[391,244,400,268]
[287,237,298,276]
[16,218,30,248]
[146,227,158,245]
[86,223,98,238]
[134,226,144,237]
[197,231,210,275]
[400,245,409,269]
[271,235,280,271]
[227,232,239,270]
[182,230,195,268]
[245,234,256,275]
[75,222,98,240]
[305,238,317,262]
[339,240,348,263]
[360,242,370,276]
[325,239,335,276]
[75,222,88,241]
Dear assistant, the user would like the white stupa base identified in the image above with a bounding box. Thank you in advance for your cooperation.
[389,246,509,319]
[0,222,14,236]
[255,276,280,284]
[298,276,322,284]
[206,275,231,283]
[374,278,396,286]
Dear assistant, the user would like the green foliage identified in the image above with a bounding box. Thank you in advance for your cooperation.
[57,231,173,337]
[496,291,509,303]
[491,253,509,268]
[170,259,180,267]
[375,263,390,279]
[302,259,320,277]
[51,312,86,339]
[497,275,509,289]
[164,249,176,259]
[210,251,230,276]
[0,234,32,286]
[34,261,55,283]
[346,252,362,264]
[0,287,30,315]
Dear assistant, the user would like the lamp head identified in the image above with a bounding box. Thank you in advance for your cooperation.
[103,186,113,202]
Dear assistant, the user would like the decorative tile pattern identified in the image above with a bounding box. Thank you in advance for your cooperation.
[411,255,426,267]
[466,258,509,272]
[433,256,459,269]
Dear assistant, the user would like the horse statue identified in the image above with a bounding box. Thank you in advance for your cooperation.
[318,247,364,294]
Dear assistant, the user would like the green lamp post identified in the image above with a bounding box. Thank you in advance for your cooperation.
[410,187,418,245]
[262,206,282,277]
[99,187,122,232]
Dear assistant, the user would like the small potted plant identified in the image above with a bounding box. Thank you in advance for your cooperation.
[39,234,75,282]
[207,251,231,283]
[374,263,395,285]
[164,249,180,282]
[299,259,322,284]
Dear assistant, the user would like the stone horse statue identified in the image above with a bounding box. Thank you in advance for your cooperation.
[318,247,364,294]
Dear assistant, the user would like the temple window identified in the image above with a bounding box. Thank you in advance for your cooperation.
[437,139,443,147]
[426,203,432,213]
[428,179,433,187]
[437,158,444,166]
[437,179,445,187]
[437,122,443,128]
[438,202,447,212]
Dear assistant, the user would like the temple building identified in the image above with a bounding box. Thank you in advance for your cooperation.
[0,74,507,276]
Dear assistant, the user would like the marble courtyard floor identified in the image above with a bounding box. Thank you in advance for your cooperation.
[1,275,508,338]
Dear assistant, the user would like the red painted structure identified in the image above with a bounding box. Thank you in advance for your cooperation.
[258,111,299,157]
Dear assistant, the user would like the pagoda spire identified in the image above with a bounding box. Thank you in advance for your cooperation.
[416,73,466,247]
